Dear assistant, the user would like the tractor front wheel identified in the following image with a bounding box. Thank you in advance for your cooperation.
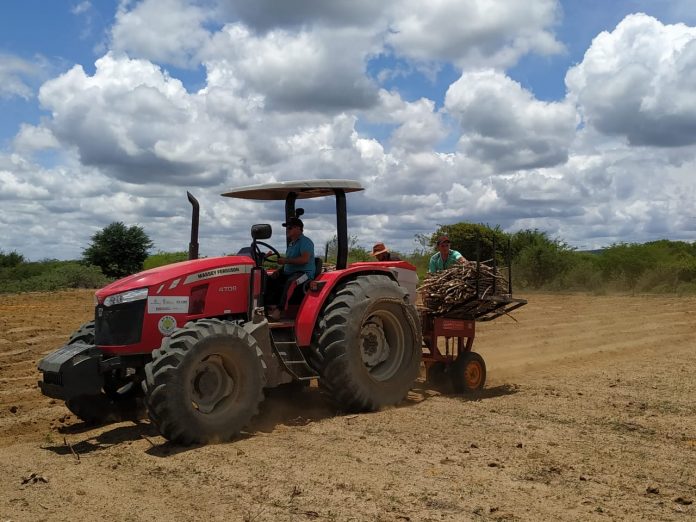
[66,390,141,425]
[143,319,266,445]
[67,320,95,345]
[317,275,422,412]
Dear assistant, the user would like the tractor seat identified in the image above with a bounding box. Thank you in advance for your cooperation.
[281,257,324,310]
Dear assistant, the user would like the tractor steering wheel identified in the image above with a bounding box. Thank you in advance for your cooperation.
[253,241,281,267]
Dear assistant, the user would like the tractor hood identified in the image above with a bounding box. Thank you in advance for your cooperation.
[95,256,255,299]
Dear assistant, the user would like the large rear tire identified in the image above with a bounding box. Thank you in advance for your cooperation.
[317,275,422,412]
[143,319,266,445]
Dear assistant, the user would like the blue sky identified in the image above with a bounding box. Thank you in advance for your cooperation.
[1,0,696,260]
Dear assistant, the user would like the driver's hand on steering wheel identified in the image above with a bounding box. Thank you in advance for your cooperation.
[267,251,285,264]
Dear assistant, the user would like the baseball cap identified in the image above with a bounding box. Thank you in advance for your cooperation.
[282,217,304,228]
[436,236,450,245]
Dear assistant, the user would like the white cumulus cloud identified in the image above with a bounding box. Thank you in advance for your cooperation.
[111,0,211,67]
[567,13,696,147]
[386,0,564,68]
[446,69,576,171]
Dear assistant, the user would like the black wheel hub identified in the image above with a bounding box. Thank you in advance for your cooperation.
[191,355,234,414]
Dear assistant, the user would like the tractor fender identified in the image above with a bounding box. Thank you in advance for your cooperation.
[294,266,400,347]
[38,343,104,401]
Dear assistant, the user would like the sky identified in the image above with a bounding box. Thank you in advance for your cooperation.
[2,0,696,261]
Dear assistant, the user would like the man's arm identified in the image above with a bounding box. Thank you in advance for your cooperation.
[278,251,310,266]
[451,250,466,264]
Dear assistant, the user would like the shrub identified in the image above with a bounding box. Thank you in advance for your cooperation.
[514,243,574,289]
[552,254,604,291]
[143,251,189,270]
[0,250,25,268]
[0,262,109,293]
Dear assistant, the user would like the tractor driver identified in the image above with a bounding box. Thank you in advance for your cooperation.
[265,217,315,320]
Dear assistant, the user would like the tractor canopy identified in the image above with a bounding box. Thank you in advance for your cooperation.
[222,179,364,270]
[221,179,363,200]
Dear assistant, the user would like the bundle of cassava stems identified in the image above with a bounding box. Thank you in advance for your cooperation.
[419,261,509,315]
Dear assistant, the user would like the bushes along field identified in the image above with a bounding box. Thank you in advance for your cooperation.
[2,226,695,294]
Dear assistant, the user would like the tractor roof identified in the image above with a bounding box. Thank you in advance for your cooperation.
[221,179,364,200]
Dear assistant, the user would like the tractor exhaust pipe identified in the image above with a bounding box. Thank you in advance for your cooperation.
[187,191,200,260]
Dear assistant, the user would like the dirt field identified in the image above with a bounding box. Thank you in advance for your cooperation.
[1,290,695,521]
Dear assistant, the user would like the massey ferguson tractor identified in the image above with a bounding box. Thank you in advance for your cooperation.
[38,179,525,445]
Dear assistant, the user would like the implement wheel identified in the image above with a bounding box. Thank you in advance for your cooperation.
[143,319,265,445]
[451,352,486,393]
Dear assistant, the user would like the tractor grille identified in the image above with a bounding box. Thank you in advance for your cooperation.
[94,300,146,346]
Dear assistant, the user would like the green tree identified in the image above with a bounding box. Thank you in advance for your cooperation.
[430,223,509,262]
[83,222,154,278]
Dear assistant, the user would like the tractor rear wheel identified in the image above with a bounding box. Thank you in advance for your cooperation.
[143,319,266,445]
[316,275,422,412]
[451,352,486,393]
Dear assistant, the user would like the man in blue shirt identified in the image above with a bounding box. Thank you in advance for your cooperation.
[428,235,466,273]
[265,217,315,318]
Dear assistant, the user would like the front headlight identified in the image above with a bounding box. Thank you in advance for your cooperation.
[103,288,149,307]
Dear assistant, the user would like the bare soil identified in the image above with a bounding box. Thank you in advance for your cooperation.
[1,290,695,521]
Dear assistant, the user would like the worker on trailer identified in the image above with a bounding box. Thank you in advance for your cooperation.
[370,242,400,261]
[428,236,466,273]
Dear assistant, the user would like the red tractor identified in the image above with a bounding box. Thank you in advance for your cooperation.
[38,180,425,444]
[38,179,526,444]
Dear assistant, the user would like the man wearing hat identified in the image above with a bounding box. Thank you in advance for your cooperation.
[370,242,400,262]
[265,217,315,319]
[428,236,466,273]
